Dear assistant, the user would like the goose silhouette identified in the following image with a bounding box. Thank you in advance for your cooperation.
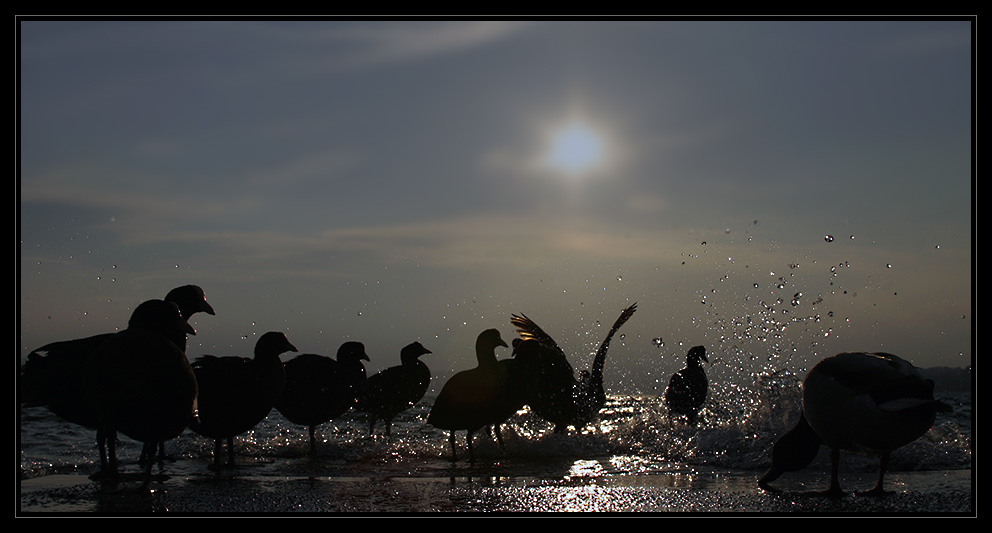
[758,352,952,497]
[509,303,637,433]
[427,329,509,461]
[664,345,709,425]
[20,285,214,475]
[275,341,370,454]
[355,342,431,437]
[190,332,297,470]
[86,299,198,485]
[487,338,544,446]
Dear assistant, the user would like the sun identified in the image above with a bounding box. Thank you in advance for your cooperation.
[544,122,606,176]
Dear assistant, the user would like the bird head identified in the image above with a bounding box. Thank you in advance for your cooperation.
[400,341,432,363]
[688,345,708,364]
[255,331,298,358]
[338,341,371,362]
[129,299,197,337]
[165,284,216,319]
[477,329,508,351]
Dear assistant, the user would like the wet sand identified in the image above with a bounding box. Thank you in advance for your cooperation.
[18,468,974,515]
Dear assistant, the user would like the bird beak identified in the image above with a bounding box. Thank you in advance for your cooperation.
[287,342,299,352]
[183,320,196,335]
[200,301,216,315]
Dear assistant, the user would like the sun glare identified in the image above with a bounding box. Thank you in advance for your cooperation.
[545,123,605,176]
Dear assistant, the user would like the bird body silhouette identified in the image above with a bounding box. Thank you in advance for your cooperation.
[355,342,431,437]
[509,303,637,433]
[758,352,951,497]
[20,285,214,429]
[190,332,297,469]
[86,299,198,484]
[427,329,509,461]
[664,346,709,425]
[488,338,545,444]
[275,341,370,453]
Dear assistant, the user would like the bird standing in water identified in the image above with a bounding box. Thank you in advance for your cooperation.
[510,303,637,433]
[86,299,199,485]
[664,345,709,425]
[487,338,544,445]
[190,332,297,470]
[355,342,431,437]
[20,285,214,477]
[758,351,952,497]
[427,329,509,462]
[275,341,370,454]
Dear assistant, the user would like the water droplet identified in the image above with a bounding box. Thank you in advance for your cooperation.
[651,337,664,347]
[824,235,834,242]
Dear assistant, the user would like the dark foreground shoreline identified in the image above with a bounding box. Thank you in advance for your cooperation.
[18,468,974,515]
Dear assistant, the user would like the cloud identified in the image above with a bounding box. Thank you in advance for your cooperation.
[316,20,535,67]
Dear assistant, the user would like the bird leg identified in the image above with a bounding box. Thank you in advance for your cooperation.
[308,425,318,455]
[466,431,475,463]
[813,448,846,498]
[858,452,893,497]
[226,435,236,466]
[140,441,157,488]
[448,432,458,461]
[208,438,225,471]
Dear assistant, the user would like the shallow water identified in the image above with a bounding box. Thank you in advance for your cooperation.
[18,376,973,514]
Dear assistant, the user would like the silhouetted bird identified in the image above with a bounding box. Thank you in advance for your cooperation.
[510,303,637,433]
[664,345,709,425]
[275,341,370,454]
[20,285,214,425]
[190,332,297,470]
[427,329,509,461]
[20,285,214,474]
[487,338,545,445]
[758,352,952,497]
[355,342,431,437]
[86,300,199,485]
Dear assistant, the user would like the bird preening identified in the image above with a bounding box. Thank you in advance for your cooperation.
[758,352,952,497]
[509,302,638,434]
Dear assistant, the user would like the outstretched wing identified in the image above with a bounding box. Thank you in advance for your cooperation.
[589,302,637,380]
[511,313,563,354]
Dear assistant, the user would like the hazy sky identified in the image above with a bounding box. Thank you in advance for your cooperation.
[18,19,973,395]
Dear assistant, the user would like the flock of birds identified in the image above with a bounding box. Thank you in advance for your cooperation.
[20,284,951,497]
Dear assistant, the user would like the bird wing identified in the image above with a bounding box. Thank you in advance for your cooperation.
[511,312,569,367]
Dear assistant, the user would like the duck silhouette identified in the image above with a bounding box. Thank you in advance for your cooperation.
[274,341,370,454]
[758,352,952,497]
[509,303,637,433]
[86,299,198,485]
[427,329,509,461]
[190,332,297,470]
[20,285,214,475]
[355,342,431,437]
[663,346,709,425]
